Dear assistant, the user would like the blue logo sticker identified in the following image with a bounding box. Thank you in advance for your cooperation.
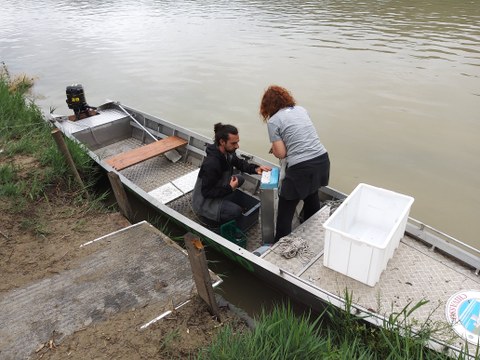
[446,290,480,344]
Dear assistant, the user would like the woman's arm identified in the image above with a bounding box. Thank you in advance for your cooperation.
[271,139,287,159]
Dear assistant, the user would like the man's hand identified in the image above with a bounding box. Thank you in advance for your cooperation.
[255,165,272,175]
[229,175,239,190]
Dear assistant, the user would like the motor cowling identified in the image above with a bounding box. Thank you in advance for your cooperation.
[66,84,95,120]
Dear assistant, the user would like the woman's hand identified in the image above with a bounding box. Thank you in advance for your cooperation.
[270,140,287,159]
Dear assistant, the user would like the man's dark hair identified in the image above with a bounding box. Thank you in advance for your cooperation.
[213,123,238,146]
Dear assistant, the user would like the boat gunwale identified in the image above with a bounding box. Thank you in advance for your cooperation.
[50,101,480,271]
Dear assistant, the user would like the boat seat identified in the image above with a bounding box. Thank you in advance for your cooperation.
[105,136,188,171]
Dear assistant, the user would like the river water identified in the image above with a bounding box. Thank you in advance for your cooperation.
[1,1,479,250]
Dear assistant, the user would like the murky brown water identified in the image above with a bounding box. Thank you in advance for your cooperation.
[1,1,479,251]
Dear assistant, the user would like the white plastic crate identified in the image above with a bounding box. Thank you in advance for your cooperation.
[323,183,414,286]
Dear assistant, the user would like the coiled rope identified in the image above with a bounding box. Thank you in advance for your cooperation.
[274,235,314,262]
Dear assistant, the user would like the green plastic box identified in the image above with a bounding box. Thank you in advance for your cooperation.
[220,220,247,248]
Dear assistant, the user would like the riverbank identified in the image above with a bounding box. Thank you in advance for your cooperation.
[0,193,250,360]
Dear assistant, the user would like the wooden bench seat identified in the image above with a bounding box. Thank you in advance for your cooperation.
[105,136,188,171]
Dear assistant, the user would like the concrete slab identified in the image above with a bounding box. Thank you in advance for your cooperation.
[0,221,218,360]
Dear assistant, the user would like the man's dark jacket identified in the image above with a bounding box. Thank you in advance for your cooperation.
[192,144,258,222]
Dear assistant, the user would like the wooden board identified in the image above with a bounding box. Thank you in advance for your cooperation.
[0,221,221,360]
[105,136,187,170]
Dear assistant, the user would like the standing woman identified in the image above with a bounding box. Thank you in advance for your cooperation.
[260,85,330,242]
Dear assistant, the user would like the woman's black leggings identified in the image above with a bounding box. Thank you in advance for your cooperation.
[274,190,320,242]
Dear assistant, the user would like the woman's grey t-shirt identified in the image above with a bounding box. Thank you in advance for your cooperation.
[267,106,326,166]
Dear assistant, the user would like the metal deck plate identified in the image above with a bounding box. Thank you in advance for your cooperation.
[263,207,328,274]
[147,169,200,205]
[95,137,265,248]
[264,206,480,351]
[121,157,197,193]
[95,138,198,193]
[56,108,127,135]
[95,137,143,160]
[172,169,200,193]
[148,182,184,204]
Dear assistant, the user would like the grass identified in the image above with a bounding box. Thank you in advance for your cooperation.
[198,294,476,359]
[0,64,105,203]
[198,303,327,360]
[0,64,110,233]
[159,329,181,357]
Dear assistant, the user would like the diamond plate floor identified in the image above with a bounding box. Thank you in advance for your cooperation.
[263,207,480,351]
[95,138,267,251]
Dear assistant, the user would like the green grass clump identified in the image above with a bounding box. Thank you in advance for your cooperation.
[198,303,327,360]
[321,293,453,359]
[199,296,475,359]
[0,63,102,202]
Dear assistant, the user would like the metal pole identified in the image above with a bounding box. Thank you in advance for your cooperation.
[260,188,275,244]
[116,103,158,142]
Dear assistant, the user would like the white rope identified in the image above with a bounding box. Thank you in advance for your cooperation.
[274,235,313,261]
[325,199,344,215]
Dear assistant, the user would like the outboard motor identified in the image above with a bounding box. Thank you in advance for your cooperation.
[66,84,96,120]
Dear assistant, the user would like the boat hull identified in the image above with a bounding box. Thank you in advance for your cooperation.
[49,101,480,357]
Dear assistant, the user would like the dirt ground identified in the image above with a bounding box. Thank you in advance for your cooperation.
[0,155,250,359]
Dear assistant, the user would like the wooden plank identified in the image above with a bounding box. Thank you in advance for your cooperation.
[51,128,89,199]
[105,136,187,171]
[107,171,134,221]
[0,222,202,359]
[184,233,221,321]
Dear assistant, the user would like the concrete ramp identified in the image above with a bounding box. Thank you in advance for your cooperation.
[0,221,210,360]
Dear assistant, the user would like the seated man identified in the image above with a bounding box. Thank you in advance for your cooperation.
[192,123,270,226]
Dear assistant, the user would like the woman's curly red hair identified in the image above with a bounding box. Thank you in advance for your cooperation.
[259,85,296,121]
